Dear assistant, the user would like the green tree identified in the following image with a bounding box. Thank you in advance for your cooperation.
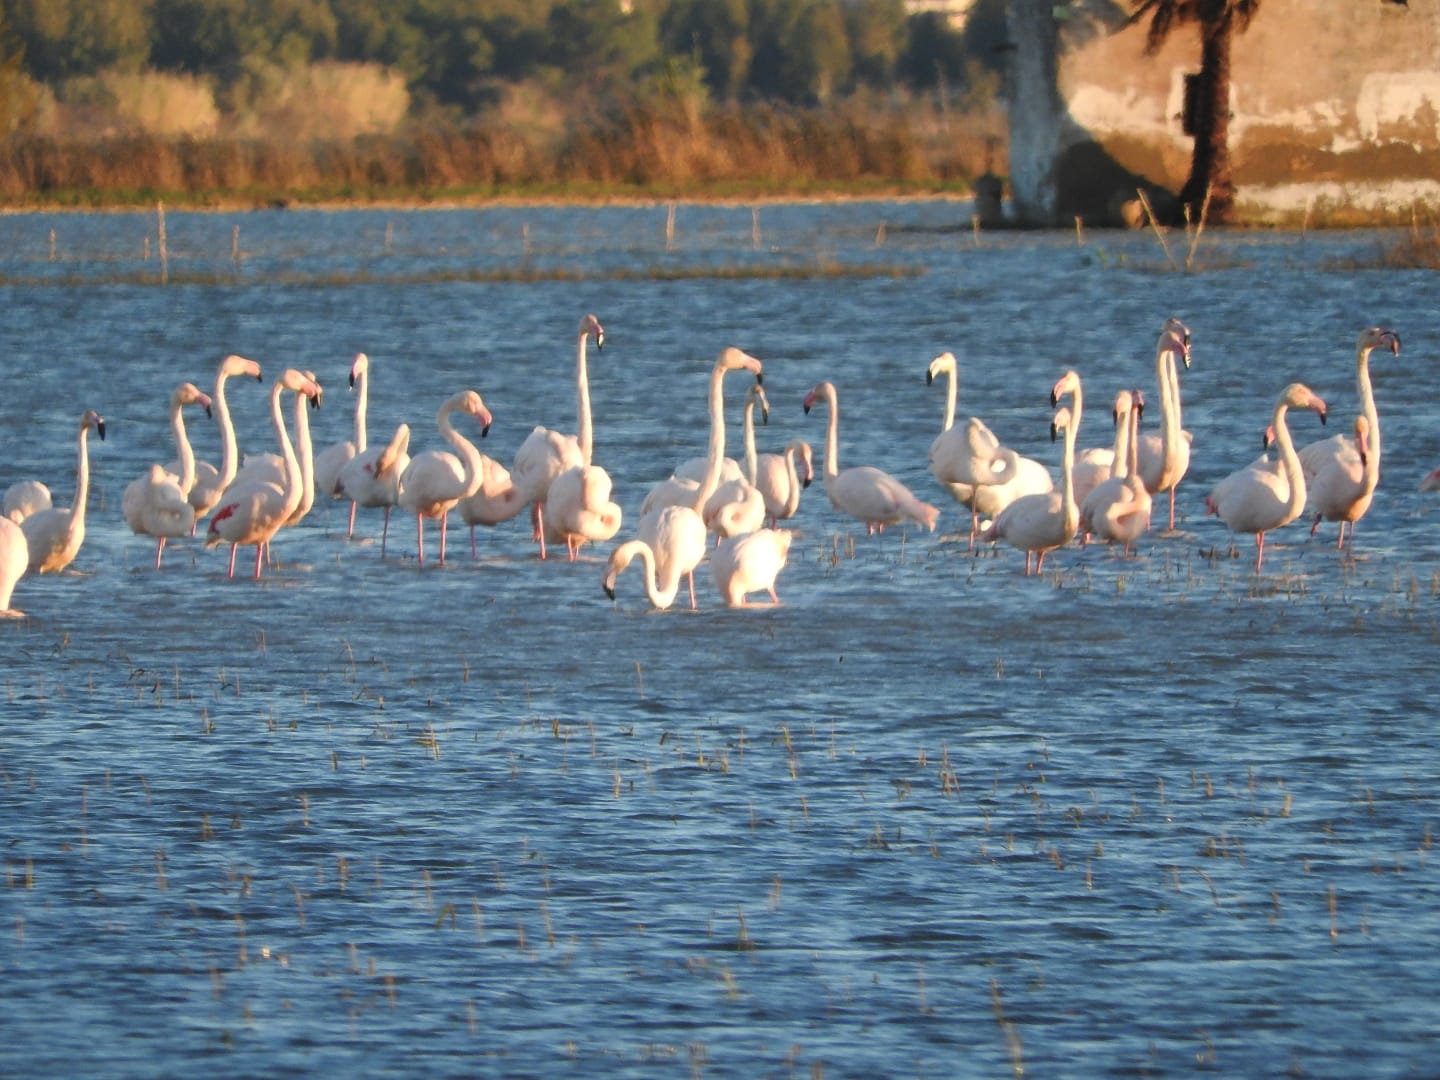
[545,0,661,95]
[1129,0,1262,225]
[6,0,150,82]
[749,0,851,105]
[843,0,905,91]
[658,0,750,101]
[896,12,967,93]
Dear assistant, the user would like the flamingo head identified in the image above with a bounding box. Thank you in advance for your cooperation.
[1162,317,1192,369]
[1050,405,1073,443]
[457,390,493,437]
[175,382,213,419]
[303,371,323,409]
[350,352,368,388]
[1281,383,1327,425]
[926,351,957,387]
[802,383,832,415]
[1261,423,1276,451]
[1359,326,1401,357]
[718,346,762,384]
[82,409,106,441]
[1111,389,1134,427]
[580,314,605,350]
[1132,389,1145,421]
[1050,369,1081,408]
[750,384,770,425]
[221,353,263,383]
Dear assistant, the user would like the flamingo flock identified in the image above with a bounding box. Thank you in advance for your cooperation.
[0,316,1419,618]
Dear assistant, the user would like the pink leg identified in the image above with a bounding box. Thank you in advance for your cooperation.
[347,500,357,538]
[686,571,696,610]
[226,543,239,579]
[416,516,425,568]
[1168,488,1177,531]
[381,507,391,557]
[1254,532,1266,572]
[154,537,166,570]
[535,504,548,560]
[438,513,448,565]
[252,544,264,580]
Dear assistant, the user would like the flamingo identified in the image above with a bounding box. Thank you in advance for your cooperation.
[982,370,1084,575]
[313,352,370,535]
[3,481,50,524]
[1299,326,1400,548]
[711,528,794,607]
[603,536,694,611]
[926,351,1051,549]
[755,439,813,528]
[1079,389,1153,555]
[0,518,25,614]
[1136,318,1193,530]
[1205,382,1328,573]
[335,422,411,556]
[1307,416,1377,550]
[456,453,529,558]
[182,354,263,530]
[704,384,769,540]
[803,380,940,535]
[205,370,322,579]
[231,371,323,527]
[122,381,214,569]
[22,409,106,574]
[543,464,622,562]
[632,346,765,606]
[398,390,494,567]
[512,313,604,558]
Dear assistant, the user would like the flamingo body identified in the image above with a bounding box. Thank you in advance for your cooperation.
[711,528,793,607]
[22,410,106,574]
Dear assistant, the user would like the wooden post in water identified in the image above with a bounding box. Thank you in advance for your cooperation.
[48,228,55,262]
[232,224,240,263]
[384,220,393,256]
[665,202,676,252]
[875,221,887,246]
[156,201,169,284]
[751,207,760,250]
[143,236,150,260]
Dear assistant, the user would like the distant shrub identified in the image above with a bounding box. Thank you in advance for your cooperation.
[232,61,410,140]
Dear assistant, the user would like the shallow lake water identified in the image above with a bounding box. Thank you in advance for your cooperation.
[1,201,1438,1078]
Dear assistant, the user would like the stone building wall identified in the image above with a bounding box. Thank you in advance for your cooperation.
[1047,0,1440,224]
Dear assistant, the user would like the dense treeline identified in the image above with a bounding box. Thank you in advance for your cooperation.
[0,0,1011,204]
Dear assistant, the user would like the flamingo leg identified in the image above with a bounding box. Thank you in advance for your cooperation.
[1168,487,1178,531]
[532,503,548,560]
[346,500,357,538]
[416,516,425,568]
[154,537,166,570]
[380,507,391,558]
[252,544,264,580]
[1254,532,1266,573]
[226,543,239,579]
[438,513,448,565]
[686,571,696,610]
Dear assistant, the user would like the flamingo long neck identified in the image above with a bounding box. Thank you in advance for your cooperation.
[215,370,241,488]
[1158,343,1183,480]
[1355,344,1379,467]
[71,420,93,533]
[1127,402,1141,479]
[820,385,840,485]
[939,362,956,432]
[172,394,197,494]
[292,389,316,514]
[1111,404,1132,481]
[691,362,732,514]
[267,384,302,521]
[1059,407,1079,539]
[782,446,803,518]
[743,398,760,486]
[626,540,682,609]
[354,365,368,454]
[576,329,594,465]
[1271,401,1307,522]
[440,402,484,500]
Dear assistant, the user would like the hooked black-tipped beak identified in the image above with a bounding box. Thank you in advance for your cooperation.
[481,423,491,438]
[760,405,770,426]
[203,404,213,420]
[310,391,322,409]
[97,420,107,440]
[755,372,763,386]
[802,476,812,489]
[603,583,616,601]
[1318,409,1327,426]
[1050,421,1060,442]
[926,370,935,386]
[595,330,605,352]
[349,371,357,389]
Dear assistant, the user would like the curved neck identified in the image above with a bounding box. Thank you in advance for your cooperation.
[267,384,302,518]
[354,366,368,453]
[292,388,315,509]
[1059,415,1079,536]
[576,329,593,465]
[1127,403,1141,478]
[440,401,483,498]
[691,362,733,513]
[1111,405,1131,481]
[215,369,241,487]
[625,540,682,608]
[172,394,196,494]
[782,446,803,518]
[1355,344,1379,465]
[1161,347,1183,453]
[1270,400,1307,518]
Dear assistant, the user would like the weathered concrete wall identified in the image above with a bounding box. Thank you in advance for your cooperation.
[1051,0,1440,224]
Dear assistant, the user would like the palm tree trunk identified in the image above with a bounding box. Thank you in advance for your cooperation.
[1005,0,1062,226]
[1180,12,1236,224]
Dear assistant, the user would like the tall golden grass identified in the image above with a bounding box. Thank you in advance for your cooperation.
[0,96,1003,207]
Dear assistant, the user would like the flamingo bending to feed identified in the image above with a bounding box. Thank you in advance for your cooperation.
[181,354,263,530]
[0,518,26,614]
[711,528,793,607]
[1135,318,1193,531]
[632,346,764,606]
[603,536,694,611]
[982,370,1084,575]
[804,380,939,535]
[205,370,322,579]
[1079,389,1152,555]
[512,313,604,558]
[335,422,411,556]
[21,410,106,575]
[1298,326,1399,547]
[543,464,622,562]
[3,481,50,524]
[398,390,493,567]
[1205,382,1328,573]
[704,384,769,540]
[755,439,813,527]
[123,381,214,569]
[313,352,370,536]
[926,350,1051,549]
